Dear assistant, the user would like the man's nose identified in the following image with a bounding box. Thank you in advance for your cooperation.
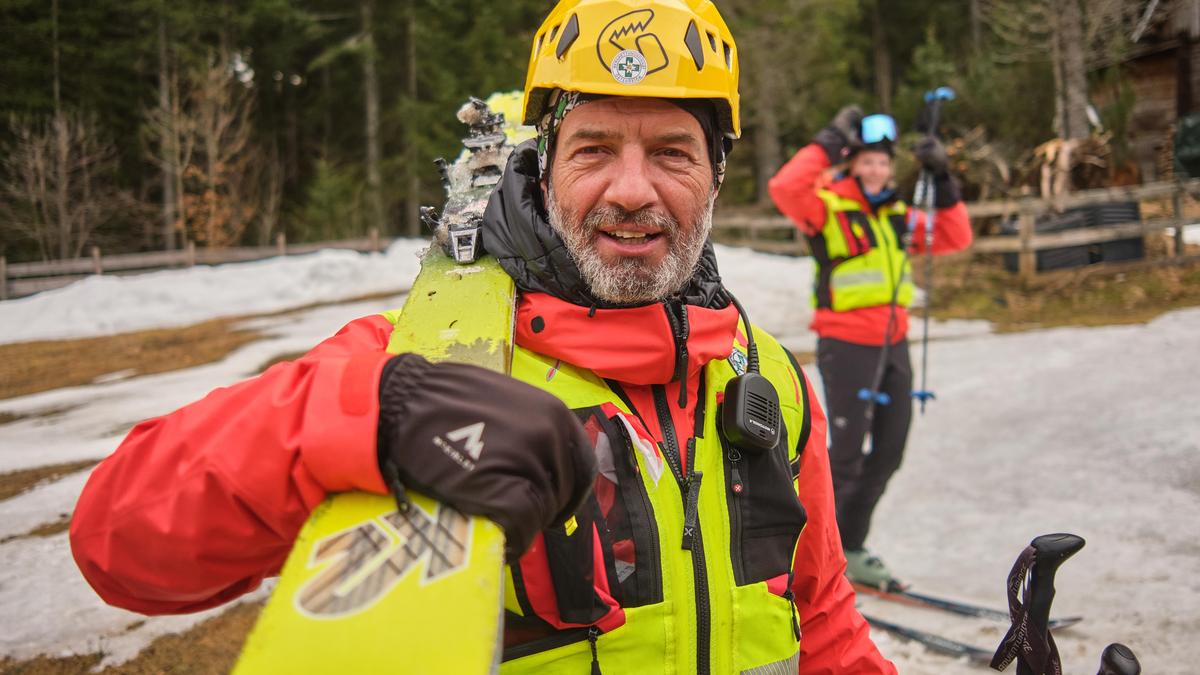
[602,147,657,214]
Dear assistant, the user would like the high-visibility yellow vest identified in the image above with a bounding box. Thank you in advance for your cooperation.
[808,190,912,312]
[497,323,811,674]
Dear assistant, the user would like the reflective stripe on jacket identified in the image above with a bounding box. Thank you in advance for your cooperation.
[809,190,912,313]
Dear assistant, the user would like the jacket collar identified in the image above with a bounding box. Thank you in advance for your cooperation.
[829,173,898,212]
[515,292,739,385]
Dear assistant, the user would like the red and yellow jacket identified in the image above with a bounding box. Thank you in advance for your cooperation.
[768,143,973,346]
[70,289,895,674]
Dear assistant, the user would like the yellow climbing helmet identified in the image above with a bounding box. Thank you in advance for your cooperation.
[522,0,741,138]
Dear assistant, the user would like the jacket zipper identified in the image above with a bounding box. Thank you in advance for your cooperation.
[721,433,746,583]
[588,625,602,674]
[652,381,711,675]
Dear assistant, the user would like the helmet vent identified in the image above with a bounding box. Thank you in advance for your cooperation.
[684,20,704,70]
[536,32,545,54]
[548,24,560,43]
[555,13,580,60]
[723,42,733,69]
[707,31,717,52]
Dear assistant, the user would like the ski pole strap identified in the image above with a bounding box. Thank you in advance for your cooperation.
[990,545,1062,675]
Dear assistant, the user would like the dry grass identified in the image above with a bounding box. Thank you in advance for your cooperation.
[0,406,78,427]
[0,601,262,675]
[0,459,99,503]
[0,514,72,544]
[0,319,262,402]
[921,248,1200,332]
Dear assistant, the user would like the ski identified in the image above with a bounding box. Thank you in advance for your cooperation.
[861,612,993,666]
[852,582,1083,630]
[234,96,522,674]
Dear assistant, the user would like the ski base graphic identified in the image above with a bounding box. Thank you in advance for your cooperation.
[235,491,504,673]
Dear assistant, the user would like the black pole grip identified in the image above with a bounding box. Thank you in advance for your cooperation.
[1097,643,1140,675]
[1028,533,1086,633]
[1012,533,1085,675]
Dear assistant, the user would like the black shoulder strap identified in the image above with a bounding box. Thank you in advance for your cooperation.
[783,347,813,478]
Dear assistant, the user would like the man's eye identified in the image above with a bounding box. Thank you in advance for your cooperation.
[576,146,606,155]
[659,148,691,159]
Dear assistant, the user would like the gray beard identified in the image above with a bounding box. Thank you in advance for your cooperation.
[546,186,715,305]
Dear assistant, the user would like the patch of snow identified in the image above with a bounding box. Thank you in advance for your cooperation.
[0,239,428,345]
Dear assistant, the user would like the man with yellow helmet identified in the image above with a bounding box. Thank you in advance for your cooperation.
[71,0,894,672]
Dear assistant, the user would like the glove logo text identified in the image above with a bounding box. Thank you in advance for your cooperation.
[433,422,486,470]
[293,502,472,619]
[446,422,486,460]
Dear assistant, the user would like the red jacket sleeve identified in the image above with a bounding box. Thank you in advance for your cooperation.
[791,374,897,674]
[908,201,973,255]
[69,314,397,615]
[768,143,832,237]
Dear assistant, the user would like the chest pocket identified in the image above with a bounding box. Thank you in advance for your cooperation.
[721,425,807,586]
[501,404,663,661]
[575,406,663,608]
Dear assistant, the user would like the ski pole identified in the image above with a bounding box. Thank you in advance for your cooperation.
[1097,643,1140,675]
[911,86,955,413]
[990,533,1086,674]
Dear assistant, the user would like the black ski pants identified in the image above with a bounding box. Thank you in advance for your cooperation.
[816,336,913,551]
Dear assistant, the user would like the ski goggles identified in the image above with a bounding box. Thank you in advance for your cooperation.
[860,114,897,145]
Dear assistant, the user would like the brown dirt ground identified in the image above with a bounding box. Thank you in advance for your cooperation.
[0,601,262,675]
[0,514,72,544]
[0,459,98,503]
[0,319,262,402]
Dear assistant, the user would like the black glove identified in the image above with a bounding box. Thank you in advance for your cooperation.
[933,172,962,208]
[913,136,950,175]
[830,104,864,146]
[814,105,864,163]
[376,353,597,562]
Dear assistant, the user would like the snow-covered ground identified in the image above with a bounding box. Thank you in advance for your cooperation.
[0,243,1197,673]
[0,239,428,344]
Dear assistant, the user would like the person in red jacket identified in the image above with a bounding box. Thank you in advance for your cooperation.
[71,2,895,672]
[768,106,973,589]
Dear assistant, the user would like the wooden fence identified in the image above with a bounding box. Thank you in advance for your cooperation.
[4,181,1199,300]
[712,179,1200,280]
[1,230,388,300]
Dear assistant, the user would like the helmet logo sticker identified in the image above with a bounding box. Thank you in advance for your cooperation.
[596,9,669,82]
[611,49,648,84]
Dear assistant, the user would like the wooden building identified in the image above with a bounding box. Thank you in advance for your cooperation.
[1094,0,1200,180]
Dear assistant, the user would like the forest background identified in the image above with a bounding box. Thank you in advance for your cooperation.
[0,0,1155,264]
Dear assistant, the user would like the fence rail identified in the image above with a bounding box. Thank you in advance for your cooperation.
[711,179,1200,279]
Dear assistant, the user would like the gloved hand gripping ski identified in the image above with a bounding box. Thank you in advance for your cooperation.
[377,354,597,562]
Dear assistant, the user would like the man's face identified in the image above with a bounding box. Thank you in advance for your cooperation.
[543,97,715,305]
[850,149,893,195]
